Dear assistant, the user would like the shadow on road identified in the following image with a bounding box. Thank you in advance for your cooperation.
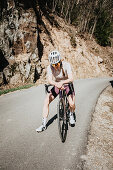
[110,81,113,88]
[46,114,57,128]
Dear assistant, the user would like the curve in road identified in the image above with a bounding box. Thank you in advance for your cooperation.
[0,77,113,170]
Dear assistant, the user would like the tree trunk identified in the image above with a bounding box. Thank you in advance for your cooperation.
[90,17,97,39]
[65,0,71,22]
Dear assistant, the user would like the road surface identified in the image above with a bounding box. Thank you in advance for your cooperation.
[0,77,113,170]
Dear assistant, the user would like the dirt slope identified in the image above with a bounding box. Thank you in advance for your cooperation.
[0,8,113,90]
[37,15,112,84]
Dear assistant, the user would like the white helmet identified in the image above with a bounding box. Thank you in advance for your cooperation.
[48,50,61,64]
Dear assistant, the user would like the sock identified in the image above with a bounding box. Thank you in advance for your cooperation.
[42,117,47,127]
[70,111,73,116]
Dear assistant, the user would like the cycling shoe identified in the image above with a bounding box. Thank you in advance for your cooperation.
[36,125,47,132]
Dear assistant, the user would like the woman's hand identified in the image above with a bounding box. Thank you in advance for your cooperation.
[55,82,63,89]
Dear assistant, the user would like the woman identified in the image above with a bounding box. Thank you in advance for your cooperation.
[36,50,76,132]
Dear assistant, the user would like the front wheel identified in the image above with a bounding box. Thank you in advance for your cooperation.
[57,98,67,143]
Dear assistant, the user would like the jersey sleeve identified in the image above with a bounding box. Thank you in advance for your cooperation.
[66,62,72,76]
[47,65,52,80]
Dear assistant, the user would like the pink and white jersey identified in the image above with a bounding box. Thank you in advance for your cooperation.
[47,61,72,82]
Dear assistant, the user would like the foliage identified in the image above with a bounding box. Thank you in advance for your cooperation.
[94,11,112,46]
[41,0,113,47]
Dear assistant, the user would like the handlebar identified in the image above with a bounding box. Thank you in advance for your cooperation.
[45,84,53,93]
[45,82,73,93]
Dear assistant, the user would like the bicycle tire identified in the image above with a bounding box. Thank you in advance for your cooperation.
[57,98,67,143]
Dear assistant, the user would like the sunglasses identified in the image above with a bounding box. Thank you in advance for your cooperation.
[52,62,61,68]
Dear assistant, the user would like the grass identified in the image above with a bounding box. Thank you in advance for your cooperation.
[0,84,34,96]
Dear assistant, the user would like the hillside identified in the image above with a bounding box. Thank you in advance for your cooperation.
[0,1,113,90]
[39,14,113,84]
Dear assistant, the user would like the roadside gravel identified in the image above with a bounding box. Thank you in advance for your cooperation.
[83,85,113,170]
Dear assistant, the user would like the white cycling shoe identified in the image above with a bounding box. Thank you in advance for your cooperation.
[36,125,47,132]
[69,113,75,125]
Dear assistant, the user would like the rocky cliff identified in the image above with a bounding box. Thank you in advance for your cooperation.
[0,0,112,88]
[0,0,42,86]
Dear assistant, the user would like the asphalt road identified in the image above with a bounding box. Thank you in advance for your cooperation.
[0,77,113,170]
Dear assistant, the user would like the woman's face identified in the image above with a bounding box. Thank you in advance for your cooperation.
[52,61,61,70]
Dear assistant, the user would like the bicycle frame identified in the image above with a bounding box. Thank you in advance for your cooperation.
[59,88,69,118]
[45,83,71,143]
[58,88,70,142]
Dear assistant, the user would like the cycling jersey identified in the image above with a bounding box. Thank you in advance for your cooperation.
[47,61,72,82]
[47,61,75,98]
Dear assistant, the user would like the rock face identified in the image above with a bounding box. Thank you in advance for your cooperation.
[0,0,42,86]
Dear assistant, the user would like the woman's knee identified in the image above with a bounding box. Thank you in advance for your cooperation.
[49,94,54,103]
[69,101,75,109]
[44,93,54,105]
[68,97,75,109]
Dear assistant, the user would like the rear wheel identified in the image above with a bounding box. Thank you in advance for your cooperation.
[57,98,67,143]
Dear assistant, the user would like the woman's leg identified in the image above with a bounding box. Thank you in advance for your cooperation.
[67,94,76,125]
[42,93,55,118]
[67,94,75,112]
[36,93,55,132]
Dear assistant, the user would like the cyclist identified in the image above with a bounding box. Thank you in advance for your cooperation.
[36,50,76,132]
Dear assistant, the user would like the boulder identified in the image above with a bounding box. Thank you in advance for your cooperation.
[97,56,103,64]
[3,66,12,83]
[25,62,31,78]
[10,73,22,85]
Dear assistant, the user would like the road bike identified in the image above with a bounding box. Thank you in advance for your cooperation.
[45,83,72,143]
